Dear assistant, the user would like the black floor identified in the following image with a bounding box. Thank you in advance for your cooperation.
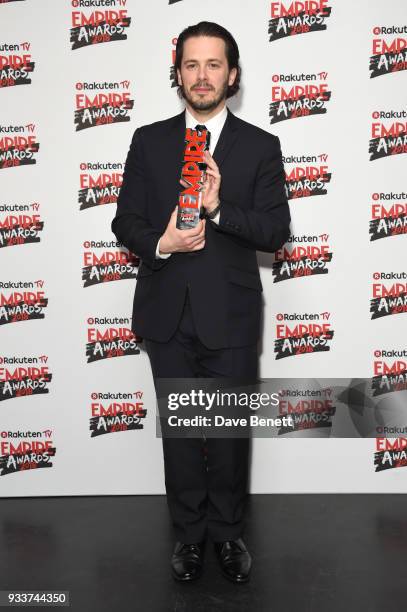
[0,494,406,611]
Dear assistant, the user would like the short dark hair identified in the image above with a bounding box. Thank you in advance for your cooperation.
[174,21,241,99]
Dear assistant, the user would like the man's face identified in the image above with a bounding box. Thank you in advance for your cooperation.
[177,36,237,113]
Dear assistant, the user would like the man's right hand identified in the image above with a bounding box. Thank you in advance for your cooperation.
[158,207,206,255]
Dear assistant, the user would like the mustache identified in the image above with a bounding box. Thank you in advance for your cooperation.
[191,83,214,90]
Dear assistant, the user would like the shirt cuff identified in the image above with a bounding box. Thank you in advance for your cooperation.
[209,210,220,225]
[155,238,171,259]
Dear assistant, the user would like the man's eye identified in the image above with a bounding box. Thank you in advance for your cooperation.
[209,64,219,68]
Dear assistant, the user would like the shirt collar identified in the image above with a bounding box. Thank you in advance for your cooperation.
[185,104,228,131]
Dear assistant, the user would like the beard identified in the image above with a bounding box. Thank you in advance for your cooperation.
[181,77,229,112]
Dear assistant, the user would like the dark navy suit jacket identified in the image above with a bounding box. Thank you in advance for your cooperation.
[111,109,291,349]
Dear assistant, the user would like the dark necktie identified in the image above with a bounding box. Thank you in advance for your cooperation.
[194,124,211,150]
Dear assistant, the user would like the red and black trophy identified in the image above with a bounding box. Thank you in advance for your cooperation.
[176,126,211,229]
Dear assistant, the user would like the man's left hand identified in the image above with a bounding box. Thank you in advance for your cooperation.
[202,151,221,214]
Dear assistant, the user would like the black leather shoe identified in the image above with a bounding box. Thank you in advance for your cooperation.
[214,538,251,583]
[171,541,204,581]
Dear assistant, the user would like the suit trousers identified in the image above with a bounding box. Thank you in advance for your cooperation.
[144,286,258,543]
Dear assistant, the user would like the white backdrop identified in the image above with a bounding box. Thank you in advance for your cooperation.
[0,0,406,495]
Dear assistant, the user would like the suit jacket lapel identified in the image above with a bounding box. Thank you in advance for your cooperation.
[212,108,239,168]
[164,111,186,207]
[169,110,186,162]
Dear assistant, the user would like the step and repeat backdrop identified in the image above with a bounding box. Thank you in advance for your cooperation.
[0,0,406,495]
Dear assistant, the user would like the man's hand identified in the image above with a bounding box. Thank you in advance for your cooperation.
[158,207,206,254]
[202,151,221,214]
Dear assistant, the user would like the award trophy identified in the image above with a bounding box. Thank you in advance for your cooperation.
[176,126,211,230]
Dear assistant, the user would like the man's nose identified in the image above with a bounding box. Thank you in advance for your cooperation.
[197,64,208,81]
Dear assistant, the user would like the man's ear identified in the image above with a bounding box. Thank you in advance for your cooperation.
[228,67,237,87]
[177,69,182,87]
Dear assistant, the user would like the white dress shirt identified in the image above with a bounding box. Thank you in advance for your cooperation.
[155,104,228,259]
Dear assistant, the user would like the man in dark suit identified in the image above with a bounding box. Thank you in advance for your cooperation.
[111,21,290,583]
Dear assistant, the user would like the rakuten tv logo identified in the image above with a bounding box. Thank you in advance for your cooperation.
[270,72,331,124]
[277,387,335,433]
[0,429,56,477]
[370,272,407,319]
[82,240,138,287]
[0,354,52,402]
[370,192,407,240]
[0,280,47,325]
[369,110,407,160]
[283,153,331,199]
[74,80,134,131]
[0,42,34,88]
[0,202,43,248]
[170,37,177,87]
[274,311,334,359]
[70,1,131,50]
[273,233,332,282]
[375,437,407,472]
[370,26,407,78]
[372,349,407,397]
[268,1,332,42]
[0,123,39,169]
[89,390,146,436]
[86,316,141,362]
[79,161,123,210]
